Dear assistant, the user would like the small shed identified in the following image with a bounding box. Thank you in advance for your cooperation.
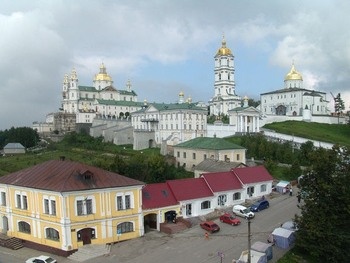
[281,221,298,232]
[251,241,273,261]
[272,227,295,249]
[3,143,25,155]
[275,180,290,194]
[235,250,267,263]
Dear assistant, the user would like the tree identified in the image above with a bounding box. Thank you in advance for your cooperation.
[334,93,345,124]
[295,146,350,261]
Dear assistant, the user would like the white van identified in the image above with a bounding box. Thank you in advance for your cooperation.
[233,205,255,219]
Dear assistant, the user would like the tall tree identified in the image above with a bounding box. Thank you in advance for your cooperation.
[295,146,350,261]
[333,92,345,124]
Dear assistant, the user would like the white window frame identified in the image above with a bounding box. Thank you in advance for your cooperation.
[116,192,134,211]
[15,191,28,210]
[75,196,96,216]
[43,195,57,215]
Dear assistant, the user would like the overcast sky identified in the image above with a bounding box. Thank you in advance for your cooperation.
[1,0,350,130]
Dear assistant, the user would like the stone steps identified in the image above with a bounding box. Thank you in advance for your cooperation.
[68,244,111,262]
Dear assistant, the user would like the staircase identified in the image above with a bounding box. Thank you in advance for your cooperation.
[160,221,188,234]
[68,244,111,262]
[0,234,23,250]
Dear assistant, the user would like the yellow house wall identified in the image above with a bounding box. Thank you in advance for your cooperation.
[0,184,143,252]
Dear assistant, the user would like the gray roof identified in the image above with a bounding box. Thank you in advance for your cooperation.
[174,137,246,150]
[4,143,25,149]
[195,159,246,173]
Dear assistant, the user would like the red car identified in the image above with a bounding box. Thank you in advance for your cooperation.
[219,213,241,226]
[200,221,220,233]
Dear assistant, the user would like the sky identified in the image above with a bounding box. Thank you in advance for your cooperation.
[1,0,350,130]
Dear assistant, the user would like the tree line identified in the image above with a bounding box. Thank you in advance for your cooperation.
[0,127,39,149]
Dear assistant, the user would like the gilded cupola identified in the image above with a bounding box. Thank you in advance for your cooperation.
[216,35,232,56]
[285,63,303,81]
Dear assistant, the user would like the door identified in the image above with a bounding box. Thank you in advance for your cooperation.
[77,228,94,245]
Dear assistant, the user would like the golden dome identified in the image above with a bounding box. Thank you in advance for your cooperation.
[94,63,112,82]
[285,63,303,81]
[179,91,184,96]
[216,36,232,56]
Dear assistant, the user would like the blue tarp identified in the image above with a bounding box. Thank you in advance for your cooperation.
[272,227,295,249]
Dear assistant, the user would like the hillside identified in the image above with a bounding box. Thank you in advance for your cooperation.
[263,121,350,147]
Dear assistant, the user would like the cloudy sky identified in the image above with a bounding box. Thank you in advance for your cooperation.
[1,0,350,130]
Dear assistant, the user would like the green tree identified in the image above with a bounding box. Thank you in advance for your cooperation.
[0,127,39,148]
[295,146,350,261]
[334,93,345,124]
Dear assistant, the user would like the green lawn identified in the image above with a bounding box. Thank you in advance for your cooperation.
[263,121,350,147]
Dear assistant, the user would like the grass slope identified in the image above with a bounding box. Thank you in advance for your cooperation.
[263,121,350,147]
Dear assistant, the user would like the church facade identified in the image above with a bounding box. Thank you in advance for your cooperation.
[260,64,330,120]
[61,63,144,126]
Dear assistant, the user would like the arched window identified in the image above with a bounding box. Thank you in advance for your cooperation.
[117,222,134,234]
[18,221,31,234]
[46,228,60,241]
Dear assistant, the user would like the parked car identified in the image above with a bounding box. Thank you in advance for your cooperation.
[233,205,255,219]
[200,221,220,233]
[219,213,241,226]
[26,255,57,263]
[250,200,269,212]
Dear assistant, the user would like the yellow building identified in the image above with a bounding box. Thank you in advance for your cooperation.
[0,159,144,256]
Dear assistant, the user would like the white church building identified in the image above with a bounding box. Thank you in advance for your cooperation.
[259,63,342,125]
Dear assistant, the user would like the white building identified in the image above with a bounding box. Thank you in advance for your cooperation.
[260,63,331,121]
[132,94,208,150]
[61,63,144,125]
[209,36,241,116]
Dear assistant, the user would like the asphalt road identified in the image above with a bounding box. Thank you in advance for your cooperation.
[0,191,300,263]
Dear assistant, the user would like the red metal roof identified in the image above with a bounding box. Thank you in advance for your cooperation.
[166,178,214,201]
[142,183,179,209]
[0,160,144,192]
[201,171,243,192]
[231,166,273,184]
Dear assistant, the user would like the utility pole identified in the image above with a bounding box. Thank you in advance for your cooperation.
[248,218,251,263]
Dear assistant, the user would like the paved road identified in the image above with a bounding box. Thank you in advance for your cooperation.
[0,191,300,263]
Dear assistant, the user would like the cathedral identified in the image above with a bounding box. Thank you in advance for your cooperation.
[260,63,331,123]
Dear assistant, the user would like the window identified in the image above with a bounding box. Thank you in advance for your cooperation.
[204,154,207,159]
[260,184,267,192]
[192,153,196,159]
[76,198,94,216]
[44,199,50,214]
[117,222,134,234]
[117,196,123,210]
[183,152,186,158]
[1,192,6,206]
[177,151,180,157]
[201,201,211,210]
[236,154,240,161]
[16,193,28,210]
[43,198,56,215]
[46,228,60,241]
[233,192,241,200]
[116,194,133,210]
[125,195,131,209]
[18,221,31,234]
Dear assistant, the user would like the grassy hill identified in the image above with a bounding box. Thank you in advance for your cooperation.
[263,121,350,147]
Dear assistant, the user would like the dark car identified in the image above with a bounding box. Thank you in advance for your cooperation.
[250,200,269,212]
[219,213,241,226]
[200,221,220,233]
